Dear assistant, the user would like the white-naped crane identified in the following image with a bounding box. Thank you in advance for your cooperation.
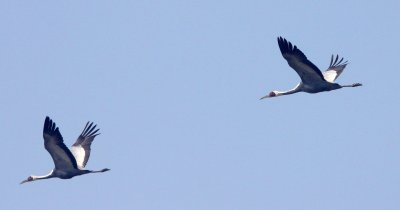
[20,116,110,184]
[260,37,362,99]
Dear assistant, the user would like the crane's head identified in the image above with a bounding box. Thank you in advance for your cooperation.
[260,91,280,99]
[20,176,34,184]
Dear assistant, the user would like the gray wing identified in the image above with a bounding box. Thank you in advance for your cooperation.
[277,37,327,85]
[70,122,100,169]
[43,116,78,170]
[323,54,348,82]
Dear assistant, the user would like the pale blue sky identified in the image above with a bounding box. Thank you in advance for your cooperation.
[1,0,400,210]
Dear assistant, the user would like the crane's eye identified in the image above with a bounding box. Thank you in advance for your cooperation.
[269,92,276,97]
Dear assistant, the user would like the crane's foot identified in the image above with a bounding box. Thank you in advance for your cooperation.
[352,83,362,87]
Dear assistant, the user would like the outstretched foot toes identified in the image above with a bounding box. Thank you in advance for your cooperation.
[353,83,362,87]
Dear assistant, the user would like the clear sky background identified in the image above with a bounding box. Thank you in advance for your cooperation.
[1,0,399,210]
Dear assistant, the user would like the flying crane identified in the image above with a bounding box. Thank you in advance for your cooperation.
[260,37,362,99]
[21,116,110,184]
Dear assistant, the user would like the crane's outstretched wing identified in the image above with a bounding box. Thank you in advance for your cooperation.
[70,122,100,169]
[277,37,326,85]
[323,54,348,82]
[43,117,78,170]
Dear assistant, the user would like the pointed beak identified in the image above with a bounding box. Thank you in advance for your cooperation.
[20,179,29,185]
[260,95,269,100]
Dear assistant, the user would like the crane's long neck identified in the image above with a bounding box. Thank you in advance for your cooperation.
[276,83,302,96]
[280,88,301,95]
[32,170,55,181]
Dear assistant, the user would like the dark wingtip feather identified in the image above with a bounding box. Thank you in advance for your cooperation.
[80,122,100,138]
[81,122,99,137]
[44,116,53,134]
[277,36,293,55]
[73,121,101,147]
[337,56,343,64]
[334,54,339,65]
[329,54,348,68]
[81,122,90,136]
[43,116,63,141]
